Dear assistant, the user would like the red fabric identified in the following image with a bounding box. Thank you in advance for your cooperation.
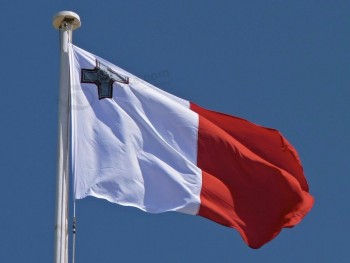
[190,103,314,249]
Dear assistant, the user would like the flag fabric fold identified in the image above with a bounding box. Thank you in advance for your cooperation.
[69,44,314,248]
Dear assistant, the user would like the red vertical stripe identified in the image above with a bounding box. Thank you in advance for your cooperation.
[190,103,314,248]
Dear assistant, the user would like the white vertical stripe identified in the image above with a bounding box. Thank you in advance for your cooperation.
[70,44,201,215]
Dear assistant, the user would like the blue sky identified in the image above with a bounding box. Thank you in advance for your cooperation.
[0,1,349,262]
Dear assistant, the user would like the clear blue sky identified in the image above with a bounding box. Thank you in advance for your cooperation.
[0,1,349,262]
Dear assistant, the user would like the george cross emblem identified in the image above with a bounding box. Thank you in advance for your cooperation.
[81,60,129,100]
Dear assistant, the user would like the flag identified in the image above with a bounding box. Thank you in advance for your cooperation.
[69,44,314,248]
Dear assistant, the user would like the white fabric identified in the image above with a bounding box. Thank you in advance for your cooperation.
[70,44,202,215]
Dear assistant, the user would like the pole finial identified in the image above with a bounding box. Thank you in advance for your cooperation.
[53,11,81,30]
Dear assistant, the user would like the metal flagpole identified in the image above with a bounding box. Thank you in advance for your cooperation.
[52,11,81,263]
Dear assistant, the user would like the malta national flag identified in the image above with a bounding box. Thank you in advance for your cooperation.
[69,44,314,248]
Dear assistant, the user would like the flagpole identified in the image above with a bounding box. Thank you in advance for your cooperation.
[52,11,81,263]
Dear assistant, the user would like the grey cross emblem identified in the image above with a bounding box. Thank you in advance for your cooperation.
[81,60,129,100]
